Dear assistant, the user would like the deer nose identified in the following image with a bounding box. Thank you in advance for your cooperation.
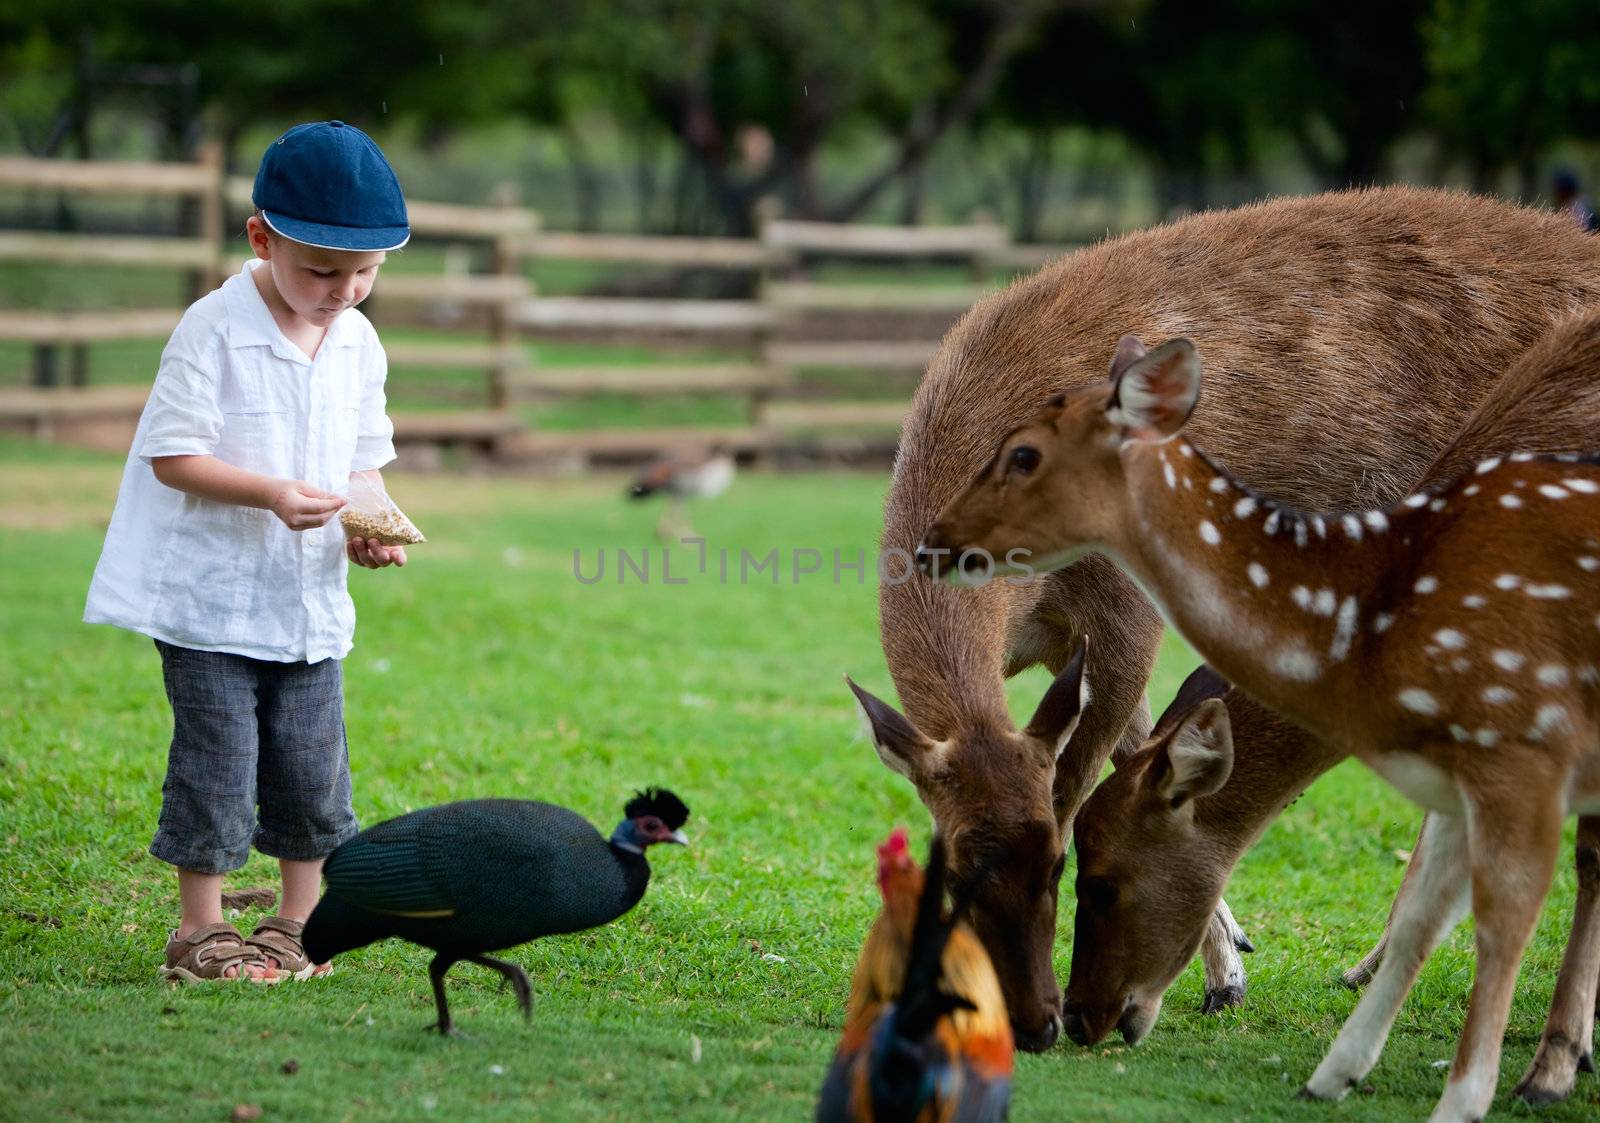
[1060,1003,1090,1047]
[1011,1011,1062,1053]
[913,539,945,577]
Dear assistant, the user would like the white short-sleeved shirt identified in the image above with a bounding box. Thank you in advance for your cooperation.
[83,259,397,663]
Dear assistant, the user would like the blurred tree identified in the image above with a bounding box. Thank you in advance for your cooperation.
[991,0,1425,230]
[0,0,539,163]
[1276,0,1427,187]
[565,0,1085,232]
[1423,0,1600,192]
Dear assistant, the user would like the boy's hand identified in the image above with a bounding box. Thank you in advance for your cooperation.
[268,480,346,531]
[347,538,407,569]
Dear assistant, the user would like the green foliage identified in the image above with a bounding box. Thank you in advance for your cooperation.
[997,0,1427,195]
[1423,0,1600,171]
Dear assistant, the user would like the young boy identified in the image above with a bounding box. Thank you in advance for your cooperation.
[85,121,411,982]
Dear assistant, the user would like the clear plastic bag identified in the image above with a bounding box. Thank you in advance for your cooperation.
[338,474,426,545]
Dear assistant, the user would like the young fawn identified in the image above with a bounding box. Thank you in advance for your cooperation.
[1062,308,1600,1108]
[918,336,1600,1122]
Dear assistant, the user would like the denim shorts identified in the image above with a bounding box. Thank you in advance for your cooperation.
[149,640,359,874]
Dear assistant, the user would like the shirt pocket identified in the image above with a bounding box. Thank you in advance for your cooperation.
[214,408,294,477]
[328,403,363,480]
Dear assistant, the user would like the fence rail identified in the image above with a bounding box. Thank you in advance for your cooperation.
[4,150,1080,468]
[0,154,218,196]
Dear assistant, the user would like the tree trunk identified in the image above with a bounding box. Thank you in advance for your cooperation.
[1015,128,1053,244]
[633,133,661,233]
[827,6,1036,222]
[561,124,603,233]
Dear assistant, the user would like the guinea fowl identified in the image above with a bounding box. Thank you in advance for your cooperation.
[817,829,1014,1122]
[301,788,689,1034]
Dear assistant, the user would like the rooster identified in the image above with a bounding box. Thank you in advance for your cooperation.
[817,829,1013,1122]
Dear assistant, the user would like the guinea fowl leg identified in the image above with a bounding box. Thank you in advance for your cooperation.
[425,953,460,1035]
[469,954,533,1019]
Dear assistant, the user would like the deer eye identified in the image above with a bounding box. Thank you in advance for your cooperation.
[1010,445,1042,474]
[1077,875,1118,909]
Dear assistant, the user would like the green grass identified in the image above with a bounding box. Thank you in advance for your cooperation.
[0,437,1595,1121]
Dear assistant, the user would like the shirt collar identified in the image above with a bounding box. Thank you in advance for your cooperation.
[225,259,361,363]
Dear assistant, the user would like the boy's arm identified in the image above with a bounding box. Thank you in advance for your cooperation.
[151,456,345,531]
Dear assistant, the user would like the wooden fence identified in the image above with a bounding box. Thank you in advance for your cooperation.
[0,150,1074,468]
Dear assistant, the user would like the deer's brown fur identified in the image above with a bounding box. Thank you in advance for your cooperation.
[1064,306,1600,1107]
[921,330,1600,1122]
[872,187,1600,1046]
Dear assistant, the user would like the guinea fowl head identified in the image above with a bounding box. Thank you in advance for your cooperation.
[610,787,691,852]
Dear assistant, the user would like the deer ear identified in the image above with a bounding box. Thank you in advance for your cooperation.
[1149,697,1233,806]
[1108,337,1201,440]
[1024,637,1090,757]
[1107,334,1148,380]
[847,676,942,779]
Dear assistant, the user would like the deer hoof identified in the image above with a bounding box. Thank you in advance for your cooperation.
[1200,984,1245,1014]
[1338,964,1374,990]
[1512,1075,1573,1108]
[1513,1050,1579,1107]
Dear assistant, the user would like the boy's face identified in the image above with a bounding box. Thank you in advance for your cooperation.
[247,216,386,327]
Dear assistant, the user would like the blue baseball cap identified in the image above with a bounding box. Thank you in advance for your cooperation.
[252,121,410,252]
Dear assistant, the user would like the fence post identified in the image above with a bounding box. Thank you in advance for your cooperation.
[487,180,526,410]
[195,140,225,295]
[752,195,786,434]
[968,205,1003,284]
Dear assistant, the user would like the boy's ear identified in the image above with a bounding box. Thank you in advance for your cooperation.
[1107,337,1202,441]
[245,215,273,261]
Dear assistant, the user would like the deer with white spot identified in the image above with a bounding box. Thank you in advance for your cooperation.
[866,188,1600,1051]
[1045,306,1600,1109]
[918,336,1600,1122]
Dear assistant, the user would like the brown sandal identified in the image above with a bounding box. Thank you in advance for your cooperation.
[246,916,331,980]
[160,923,280,984]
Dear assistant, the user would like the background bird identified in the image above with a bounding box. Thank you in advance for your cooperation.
[302,787,689,1034]
[816,828,1014,1123]
[628,446,736,541]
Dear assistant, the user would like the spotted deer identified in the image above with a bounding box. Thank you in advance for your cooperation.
[862,187,1600,1050]
[1059,307,1600,1108]
[918,335,1600,1121]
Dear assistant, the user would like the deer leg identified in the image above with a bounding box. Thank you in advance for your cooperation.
[1513,814,1600,1106]
[1427,777,1563,1123]
[1342,813,1432,989]
[1341,933,1387,991]
[1200,897,1252,1013]
[469,953,534,1020]
[1302,812,1470,1101]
